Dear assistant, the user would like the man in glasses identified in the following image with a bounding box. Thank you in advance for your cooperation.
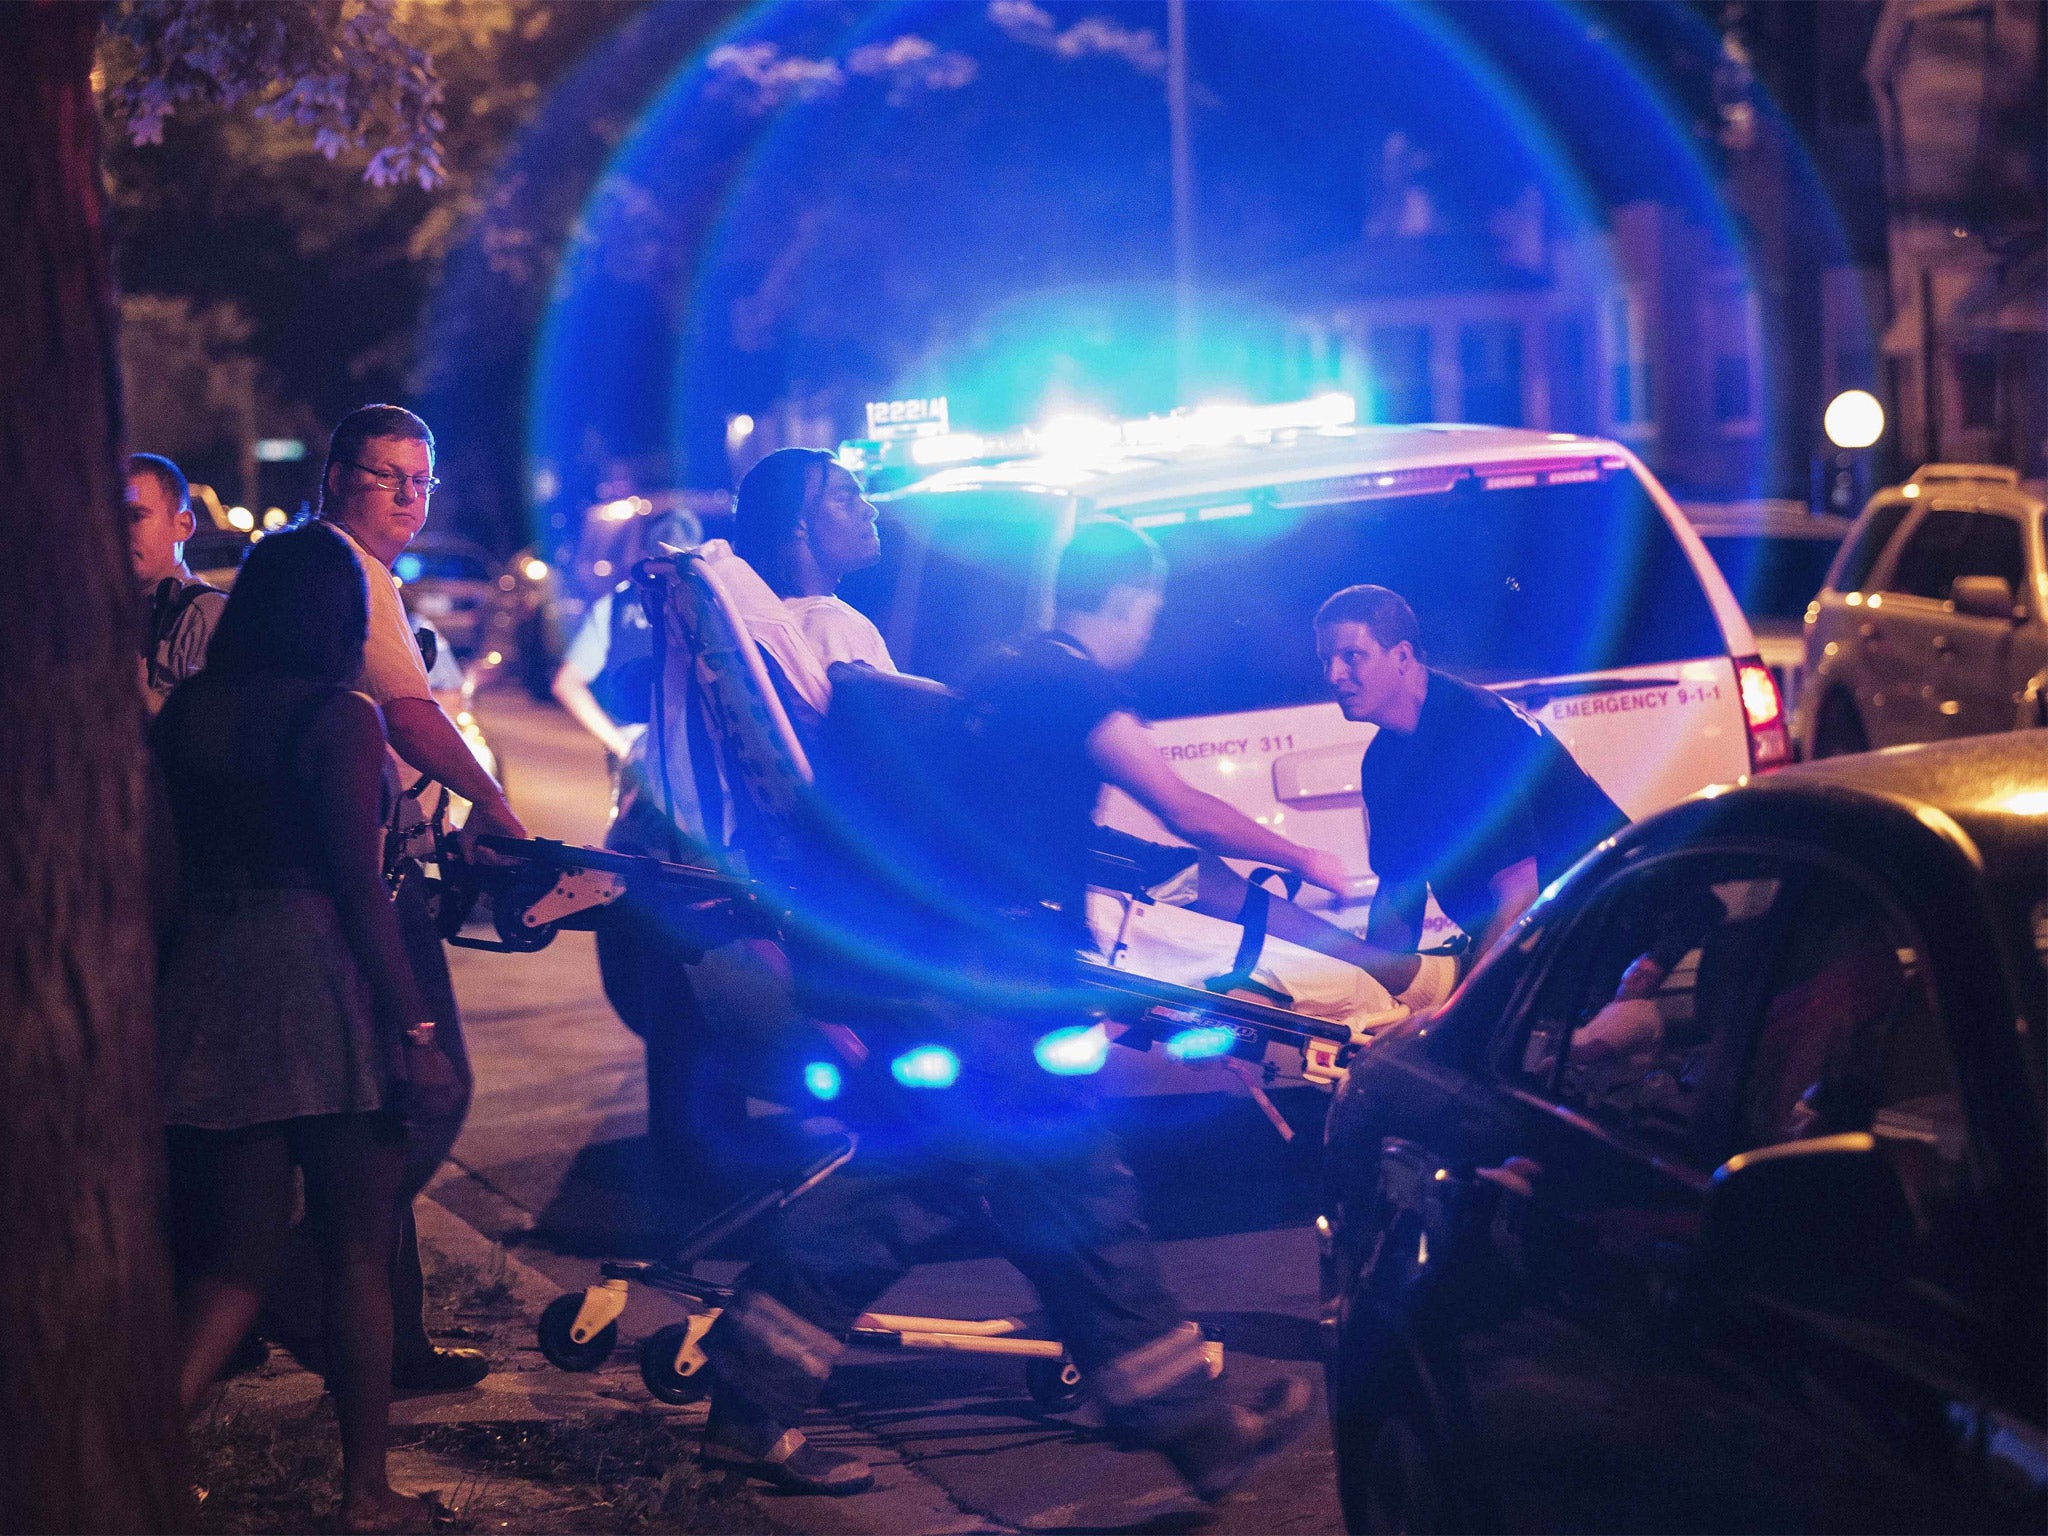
[297,403,527,1391]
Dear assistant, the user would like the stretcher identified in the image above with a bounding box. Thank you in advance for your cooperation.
[413,543,1406,1407]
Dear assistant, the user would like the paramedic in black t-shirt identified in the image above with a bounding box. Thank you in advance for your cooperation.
[694,518,1330,1500]
[1315,584,1626,990]
[956,521,1354,973]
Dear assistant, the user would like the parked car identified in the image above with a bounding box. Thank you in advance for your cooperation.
[1685,499,1851,719]
[392,534,513,664]
[1320,731,2046,1534]
[1792,464,2047,759]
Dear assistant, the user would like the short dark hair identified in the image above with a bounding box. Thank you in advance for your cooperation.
[734,447,836,595]
[318,404,435,514]
[1314,584,1423,657]
[206,521,368,687]
[1055,520,1165,615]
[127,452,190,514]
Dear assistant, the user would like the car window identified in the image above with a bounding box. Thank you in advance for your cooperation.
[1960,512,2026,593]
[1831,501,1911,593]
[1514,859,1792,1170]
[1882,509,2022,602]
[1122,471,1725,719]
[1700,534,1843,621]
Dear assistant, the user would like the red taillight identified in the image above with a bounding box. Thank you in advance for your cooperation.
[1737,658,1791,772]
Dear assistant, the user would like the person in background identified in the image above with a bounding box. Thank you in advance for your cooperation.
[551,511,692,766]
[1316,584,1627,995]
[130,452,226,715]
[154,522,461,1533]
[312,403,526,1392]
[553,510,739,1175]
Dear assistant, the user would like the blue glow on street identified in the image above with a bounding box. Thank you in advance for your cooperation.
[890,1045,961,1089]
[1166,1025,1237,1063]
[802,1060,843,1101]
[1033,1023,1109,1076]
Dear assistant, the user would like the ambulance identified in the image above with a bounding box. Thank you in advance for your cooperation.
[836,394,1788,935]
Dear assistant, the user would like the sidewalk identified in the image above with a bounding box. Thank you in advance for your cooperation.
[193,1176,1003,1534]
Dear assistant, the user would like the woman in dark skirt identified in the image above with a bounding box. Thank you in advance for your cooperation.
[153,521,459,1532]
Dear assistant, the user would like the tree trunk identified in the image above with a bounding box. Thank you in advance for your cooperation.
[0,4,187,1529]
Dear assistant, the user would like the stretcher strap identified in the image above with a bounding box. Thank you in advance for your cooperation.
[1203,866,1299,1006]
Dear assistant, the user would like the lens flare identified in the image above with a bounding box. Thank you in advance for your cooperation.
[1165,1024,1237,1063]
[1033,1023,1109,1076]
[890,1044,960,1089]
[802,1060,843,1101]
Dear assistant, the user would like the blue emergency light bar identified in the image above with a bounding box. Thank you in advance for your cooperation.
[839,392,1357,480]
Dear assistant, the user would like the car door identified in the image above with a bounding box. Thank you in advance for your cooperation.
[1433,850,1814,1532]
[1928,509,2030,739]
[1680,869,2045,1533]
[1863,505,1966,744]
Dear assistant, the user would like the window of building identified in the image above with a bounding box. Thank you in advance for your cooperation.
[1459,321,1524,426]
[1366,325,1433,423]
[1548,316,1594,432]
[1606,293,1650,425]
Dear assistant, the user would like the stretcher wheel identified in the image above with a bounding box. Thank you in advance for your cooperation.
[1025,1356,1085,1410]
[538,1292,617,1372]
[640,1322,713,1404]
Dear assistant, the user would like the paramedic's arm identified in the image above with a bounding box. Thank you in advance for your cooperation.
[1472,855,1540,962]
[384,696,529,844]
[1361,881,1424,996]
[552,663,633,760]
[1088,711,1354,896]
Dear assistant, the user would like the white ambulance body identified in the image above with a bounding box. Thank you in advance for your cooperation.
[842,410,1786,934]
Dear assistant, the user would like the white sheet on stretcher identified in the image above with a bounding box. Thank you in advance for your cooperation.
[1084,890,1412,1041]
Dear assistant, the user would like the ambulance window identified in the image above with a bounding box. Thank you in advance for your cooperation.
[893,498,1053,685]
[1124,471,1724,720]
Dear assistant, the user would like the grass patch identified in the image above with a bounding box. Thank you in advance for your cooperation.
[409,1413,773,1533]
[190,1401,344,1533]
[191,1403,769,1533]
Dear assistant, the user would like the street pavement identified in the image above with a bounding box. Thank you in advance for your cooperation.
[435,686,1348,1534]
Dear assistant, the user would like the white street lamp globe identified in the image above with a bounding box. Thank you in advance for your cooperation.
[1824,390,1885,450]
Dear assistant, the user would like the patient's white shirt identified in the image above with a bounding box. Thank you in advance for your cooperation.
[785,595,896,674]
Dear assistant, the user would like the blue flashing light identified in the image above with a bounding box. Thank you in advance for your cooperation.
[890,1045,960,1090]
[393,553,423,583]
[1033,1023,1109,1077]
[1166,1024,1237,1063]
[802,1060,843,1102]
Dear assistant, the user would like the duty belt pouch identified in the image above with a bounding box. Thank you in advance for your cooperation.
[1204,866,1299,1006]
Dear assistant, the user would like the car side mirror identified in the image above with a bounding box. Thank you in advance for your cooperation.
[1701,1132,1914,1289]
[1950,574,2018,621]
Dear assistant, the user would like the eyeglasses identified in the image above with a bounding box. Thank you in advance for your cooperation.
[349,463,441,497]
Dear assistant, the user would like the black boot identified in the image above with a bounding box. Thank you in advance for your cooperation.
[1161,1376,1314,1504]
[702,1394,873,1496]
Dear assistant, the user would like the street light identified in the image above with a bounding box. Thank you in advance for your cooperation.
[1815,389,1884,515]
[1824,389,1885,450]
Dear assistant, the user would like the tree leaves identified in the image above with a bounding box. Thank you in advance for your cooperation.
[99,0,446,188]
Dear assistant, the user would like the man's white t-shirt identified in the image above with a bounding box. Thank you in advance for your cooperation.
[785,594,897,675]
[328,520,435,708]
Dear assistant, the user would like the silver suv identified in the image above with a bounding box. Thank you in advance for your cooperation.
[1792,464,2047,758]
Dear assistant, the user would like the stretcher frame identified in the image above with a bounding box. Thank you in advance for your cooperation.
[427,546,1359,1407]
